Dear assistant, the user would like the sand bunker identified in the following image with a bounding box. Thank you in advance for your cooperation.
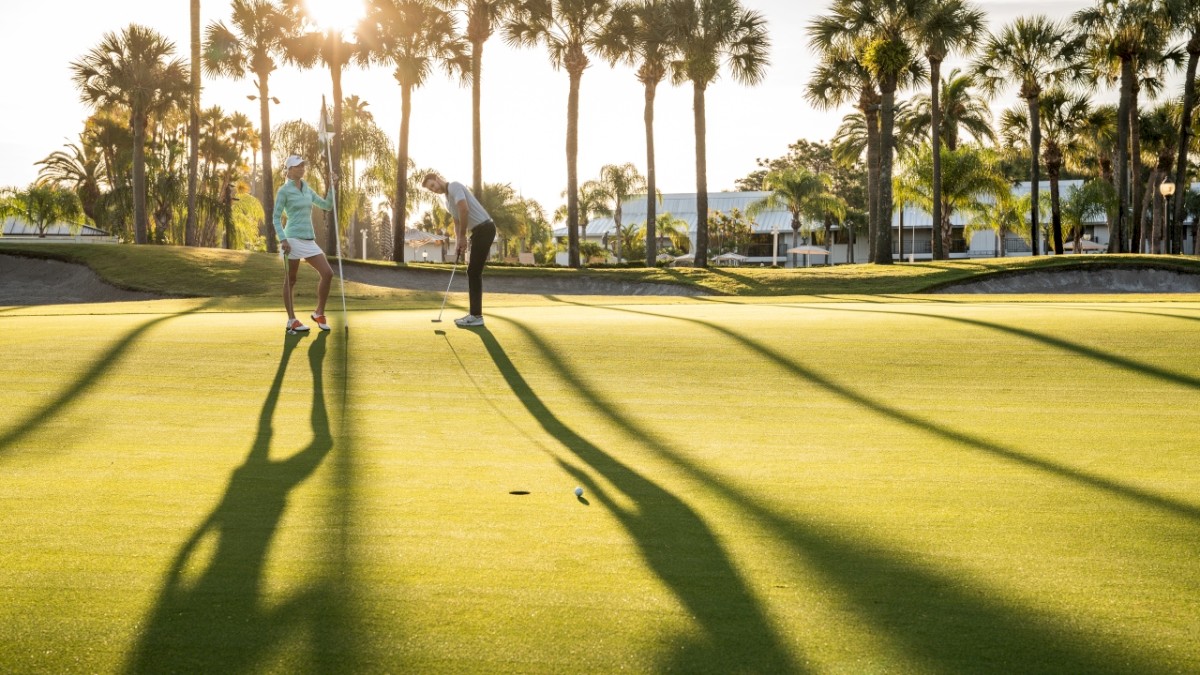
[0,254,166,305]
[933,267,1200,294]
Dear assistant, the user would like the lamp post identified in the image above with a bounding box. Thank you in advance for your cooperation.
[771,224,779,267]
[1160,178,1175,255]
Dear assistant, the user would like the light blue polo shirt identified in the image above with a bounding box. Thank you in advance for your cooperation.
[273,180,334,242]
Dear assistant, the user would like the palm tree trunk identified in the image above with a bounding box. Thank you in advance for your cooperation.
[930,58,944,260]
[328,32,344,255]
[1027,95,1041,256]
[472,39,484,196]
[186,0,200,248]
[394,84,412,263]
[1112,58,1133,253]
[1172,35,1199,255]
[863,100,881,264]
[566,67,582,269]
[693,81,709,268]
[258,75,276,254]
[131,113,149,245]
[1130,86,1144,253]
[1150,167,1162,254]
[875,86,896,265]
[644,79,658,266]
[1049,160,1063,255]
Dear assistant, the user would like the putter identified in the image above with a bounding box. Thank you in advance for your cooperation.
[432,251,462,323]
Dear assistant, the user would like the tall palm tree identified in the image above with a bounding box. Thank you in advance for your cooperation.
[915,0,985,260]
[1164,0,1200,253]
[586,163,647,262]
[363,0,470,262]
[746,167,846,268]
[596,0,677,265]
[807,51,882,263]
[666,0,769,268]
[443,0,519,196]
[1000,89,1093,255]
[71,24,188,245]
[340,95,395,257]
[811,0,924,265]
[284,0,371,253]
[187,0,202,247]
[1074,0,1166,252]
[506,0,614,268]
[1138,101,1181,252]
[974,15,1082,256]
[204,0,300,253]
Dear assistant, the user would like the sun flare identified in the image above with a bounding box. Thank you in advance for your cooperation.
[304,0,365,31]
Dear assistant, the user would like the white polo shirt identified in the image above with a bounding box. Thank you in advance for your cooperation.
[445,182,492,230]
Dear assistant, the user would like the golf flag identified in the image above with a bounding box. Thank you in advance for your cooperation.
[318,96,334,149]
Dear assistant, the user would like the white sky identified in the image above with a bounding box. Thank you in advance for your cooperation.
[0,0,1108,216]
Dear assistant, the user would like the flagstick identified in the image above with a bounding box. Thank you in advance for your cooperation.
[321,95,349,333]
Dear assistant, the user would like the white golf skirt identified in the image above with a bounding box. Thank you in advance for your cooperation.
[285,238,325,260]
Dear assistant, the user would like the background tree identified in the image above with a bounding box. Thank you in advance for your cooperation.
[897,143,1007,255]
[667,0,769,269]
[746,167,846,267]
[1138,101,1181,252]
[1000,88,1093,255]
[186,0,202,247]
[900,69,995,152]
[1060,178,1116,252]
[0,183,84,237]
[363,0,470,262]
[964,188,1035,256]
[71,24,188,245]
[1164,0,1200,253]
[975,15,1082,255]
[37,136,105,228]
[585,162,647,262]
[597,0,677,265]
[506,0,614,268]
[204,0,300,253]
[915,0,985,260]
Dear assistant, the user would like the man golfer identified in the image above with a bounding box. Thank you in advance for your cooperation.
[421,172,495,327]
[274,155,336,333]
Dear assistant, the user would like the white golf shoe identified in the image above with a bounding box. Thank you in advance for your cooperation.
[454,314,484,327]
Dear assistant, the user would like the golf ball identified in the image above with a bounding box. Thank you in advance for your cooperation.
[574,486,584,497]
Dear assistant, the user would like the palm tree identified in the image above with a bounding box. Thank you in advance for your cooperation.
[667,0,769,268]
[443,1,520,196]
[746,167,846,268]
[965,189,1035,257]
[37,137,105,227]
[1074,0,1167,252]
[1060,178,1116,253]
[899,144,1007,257]
[284,0,371,253]
[596,0,677,265]
[901,69,995,152]
[808,52,882,263]
[1000,89,1093,255]
[915,0,985,260]
[811,0,925,265]
[340,95,395,257]
[204,0,300,253]
[974,15,1082,256]
[1164,0,1200,253]
[71,25,188,245]
[1138,101,1181,253]
[0,183,85,237]
[363,0,470,262]
[506,0,614,268]
[187,0,202,247]
[586,163,647,262]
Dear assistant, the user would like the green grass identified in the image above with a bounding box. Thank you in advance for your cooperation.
[6,241,1200,299]
[1,246,1199,672]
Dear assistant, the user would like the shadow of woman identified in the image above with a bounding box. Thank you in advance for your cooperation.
[126,331,333,674]
[470,327,802,673]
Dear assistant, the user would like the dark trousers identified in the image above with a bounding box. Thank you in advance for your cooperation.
[468,221,496,316]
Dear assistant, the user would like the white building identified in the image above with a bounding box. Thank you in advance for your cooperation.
[560,181,1197,266]
[2,217,117,243]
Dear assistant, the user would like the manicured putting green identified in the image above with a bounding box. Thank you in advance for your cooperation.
[1,297,1198,673]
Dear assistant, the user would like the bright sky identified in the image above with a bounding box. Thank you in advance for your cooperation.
[1,0,1104,217]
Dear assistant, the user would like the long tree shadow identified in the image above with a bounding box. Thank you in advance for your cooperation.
[0,301,213,460]
[126,331,337,673]
[491,309,1182,673]
[470,327,802,674]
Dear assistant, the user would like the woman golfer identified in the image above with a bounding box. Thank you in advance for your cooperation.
[273,154,336,333]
